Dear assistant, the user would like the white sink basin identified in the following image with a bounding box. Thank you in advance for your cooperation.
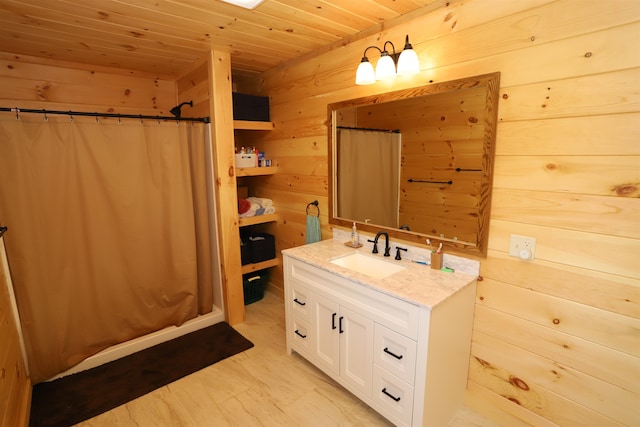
[330,252,406,279]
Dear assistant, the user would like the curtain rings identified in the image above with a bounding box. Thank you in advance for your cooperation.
[43,109,48,122]
[13,107,20,120]
[68,112,74,123]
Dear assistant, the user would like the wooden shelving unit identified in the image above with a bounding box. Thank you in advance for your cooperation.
[239,213,278,227]
[236,166,278,177]
[241,258,279,275]
[235,120,279,280]
[233,120,274,131]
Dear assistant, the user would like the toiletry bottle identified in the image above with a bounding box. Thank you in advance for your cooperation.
[351,222,359,247]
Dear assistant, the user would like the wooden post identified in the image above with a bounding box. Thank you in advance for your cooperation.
[207,49,245,324]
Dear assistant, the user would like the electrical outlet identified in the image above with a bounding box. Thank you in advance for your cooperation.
[509,234,536,260]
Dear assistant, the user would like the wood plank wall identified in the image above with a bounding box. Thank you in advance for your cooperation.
[0,52,177,116]
[247,0,640,425]
[0,238,30,427]
[0,0,637,424]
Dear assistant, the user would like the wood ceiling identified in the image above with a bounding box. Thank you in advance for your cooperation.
[0,0,439,78]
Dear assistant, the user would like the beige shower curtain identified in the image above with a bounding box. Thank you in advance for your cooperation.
[337,129,400,227]
[0,114,214,382]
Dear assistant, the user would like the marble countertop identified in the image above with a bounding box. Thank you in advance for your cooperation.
[282,239,478,310]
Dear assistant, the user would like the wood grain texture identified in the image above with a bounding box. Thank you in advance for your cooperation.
[247,1,640,425]
[0,241,30,427]
[0,0,441,77]
[206,50,246,325]
[0,54,176,115]
[0,0,638,425]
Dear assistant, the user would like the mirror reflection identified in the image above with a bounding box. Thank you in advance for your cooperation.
[329,73,500,257]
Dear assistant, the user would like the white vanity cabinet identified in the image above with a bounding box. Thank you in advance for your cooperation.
[283,251,477,427]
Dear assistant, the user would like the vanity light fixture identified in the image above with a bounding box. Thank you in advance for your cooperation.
[218,0,265,9]
[355,35,420,85]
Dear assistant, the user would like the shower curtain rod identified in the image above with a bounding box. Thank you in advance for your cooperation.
[0,107,210,123]
[337,125,400,133]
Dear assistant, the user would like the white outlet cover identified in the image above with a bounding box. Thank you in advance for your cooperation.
[509,234,536,260]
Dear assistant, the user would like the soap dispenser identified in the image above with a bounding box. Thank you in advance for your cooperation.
[351,222,359,247]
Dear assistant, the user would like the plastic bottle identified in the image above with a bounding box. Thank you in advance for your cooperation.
[351,222,359,247]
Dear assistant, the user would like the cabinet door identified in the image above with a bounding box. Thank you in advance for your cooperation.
[312,292,340,376]
[339,306,374,398]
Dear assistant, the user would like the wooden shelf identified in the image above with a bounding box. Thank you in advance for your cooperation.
[234,120,274,131]
[242,258,279,275]
[239,213,278,227]
[236,166,278,177]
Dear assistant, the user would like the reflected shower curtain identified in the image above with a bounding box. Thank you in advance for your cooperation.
[0,115,213,382]
[337,129,400,227]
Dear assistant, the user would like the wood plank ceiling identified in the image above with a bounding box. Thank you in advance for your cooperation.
[0,0,439,78]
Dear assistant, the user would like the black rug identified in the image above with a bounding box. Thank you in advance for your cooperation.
[30,322,253,427]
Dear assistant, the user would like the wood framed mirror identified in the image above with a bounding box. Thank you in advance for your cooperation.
[328,72,500,257]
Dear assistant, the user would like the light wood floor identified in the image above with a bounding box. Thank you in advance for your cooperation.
[76,292,500,426]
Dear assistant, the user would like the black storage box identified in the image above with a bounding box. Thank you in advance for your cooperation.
[232,92,270,122]
[243,272,267,305]
[240,237,251,265]
[247,232,275,263]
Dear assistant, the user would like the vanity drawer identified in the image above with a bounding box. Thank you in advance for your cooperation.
[290,316,313,358]
[372,365,414,427]
[374,324,417,385]
[290,282,312,322]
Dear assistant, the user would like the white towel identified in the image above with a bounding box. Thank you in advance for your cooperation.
[239,208,257,218]
[247,197,273,208]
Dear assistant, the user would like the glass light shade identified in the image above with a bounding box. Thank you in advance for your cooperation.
[375,54,396,80]
[219,0,265,9]
[355,60,376,85]
[397,48,419,76]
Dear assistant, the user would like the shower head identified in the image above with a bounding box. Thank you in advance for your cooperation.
[170,101,193,118]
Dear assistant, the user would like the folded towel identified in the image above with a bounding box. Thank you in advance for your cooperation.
[263,206,275,215]
[238,198,251,214]
[247,197,273,208]
[239,208,256,218]
[255,207,265,216]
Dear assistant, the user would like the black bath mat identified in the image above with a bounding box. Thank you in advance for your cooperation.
[29,322,253,427]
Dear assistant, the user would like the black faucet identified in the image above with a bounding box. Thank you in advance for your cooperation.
[368,231,391,257]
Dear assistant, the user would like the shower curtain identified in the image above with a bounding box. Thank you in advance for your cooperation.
[0,114,214,383]
[337,129,401,227]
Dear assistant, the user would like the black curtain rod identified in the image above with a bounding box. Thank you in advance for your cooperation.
[0,107,210,123]
[337,125,400,133]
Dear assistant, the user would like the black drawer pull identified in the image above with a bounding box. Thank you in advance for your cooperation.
[332,313,337,330]
[382,388,401,402]
[339,316,344,334]
[383,347,404,360]
[294,330,307,339]
[293,298,306,306]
